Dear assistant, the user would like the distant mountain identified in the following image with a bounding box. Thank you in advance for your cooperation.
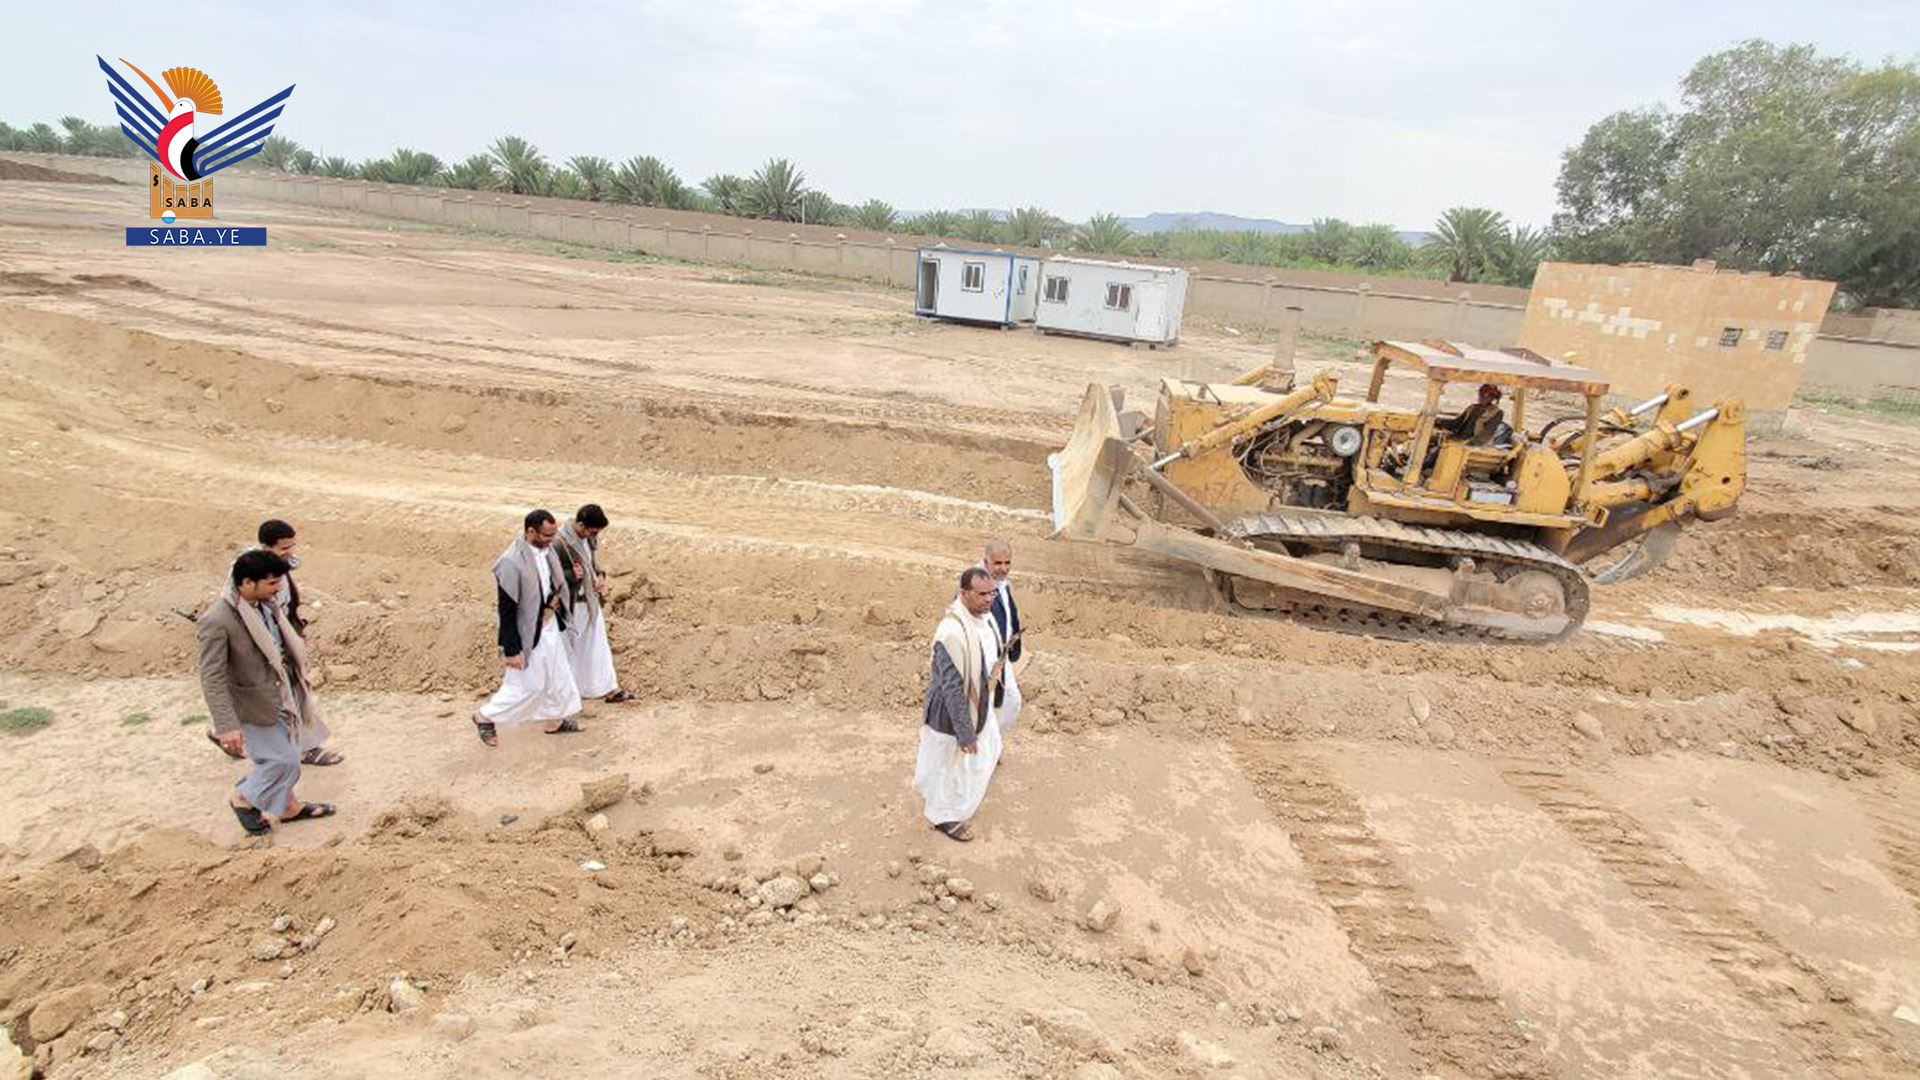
[1120,211,1428,246]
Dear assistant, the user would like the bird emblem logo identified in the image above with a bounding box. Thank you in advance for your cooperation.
[99,56,295,221]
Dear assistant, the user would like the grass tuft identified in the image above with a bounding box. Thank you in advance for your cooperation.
[1,706,54,736]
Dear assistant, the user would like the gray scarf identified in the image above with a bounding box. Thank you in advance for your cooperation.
[556,521,601,632]
[492,535,565,654]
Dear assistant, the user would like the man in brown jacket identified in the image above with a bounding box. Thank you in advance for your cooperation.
[197,550,336,835]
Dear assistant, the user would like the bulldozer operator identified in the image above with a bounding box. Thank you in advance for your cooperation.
[1443,383,1513,448]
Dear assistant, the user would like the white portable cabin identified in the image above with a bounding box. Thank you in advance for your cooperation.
[914,246,1042,327]
[1035,257,1189,346]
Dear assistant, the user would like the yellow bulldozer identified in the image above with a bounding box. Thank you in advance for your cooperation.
[1049,340,1746,643]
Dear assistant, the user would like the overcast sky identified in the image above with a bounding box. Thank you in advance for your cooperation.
[7,1,1916,229]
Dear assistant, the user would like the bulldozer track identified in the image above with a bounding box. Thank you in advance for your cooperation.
[1500,766,1915,1077]
[1219,512,1592,645]
[1239,744,1555,1079]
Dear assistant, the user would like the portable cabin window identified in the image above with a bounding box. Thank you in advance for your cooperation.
[1764,330,1788,350]
[1717,327,1743,347]
[1043,275,1069,303]
[1016,265,1030,295]
[961,261,986,292]
[1105,283,1133,311]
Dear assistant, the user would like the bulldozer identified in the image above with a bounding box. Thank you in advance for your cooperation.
[1048,340,1746,643]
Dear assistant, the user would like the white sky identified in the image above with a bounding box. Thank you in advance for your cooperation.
[7,0,1915,230]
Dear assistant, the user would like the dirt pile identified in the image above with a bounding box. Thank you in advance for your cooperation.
[0,158,120,185]
[0,786,715,1077]
[1665,510,1920,591]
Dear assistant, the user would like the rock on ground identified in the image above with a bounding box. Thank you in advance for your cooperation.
[433,1013,477,1041]
[1025,1007,1119,1061]
[160,1066,216,1080]
[1177,1030,1236,1069]
[1571,712,1605,741]
[577,774,631,812]
[758,875,809,909]
[1083,898,1120,933]
[2,1029,28,1080]
[388,978,426,1014]
[27,983,108,1042]
[924,1023,980,1066]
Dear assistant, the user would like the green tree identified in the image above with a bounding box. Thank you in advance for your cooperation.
[488,135,550,196]
[320,155,356,180]
[1553,39,1920,307]
[851,199,898,230]
[1426,207,1511,283]
[799,191,844,225]
[1303,218,1355,264]
[957,210,999,242]
[254,136,299,172]
[611,156,695,208]
[548,169,586,200]
[442,153,502,190]
[1498,226,1552,286]
[701,173,749,215]
[290,148,318,175]
[745,158,806,221]
[567,155,614,201]
[360,148,442,185]
[1004,206,1064,246]
[22,123,61,153]
[58,116,125,156]
[902,210,960,236]
[1347,224,1414,270]
[1073,213,1135,254]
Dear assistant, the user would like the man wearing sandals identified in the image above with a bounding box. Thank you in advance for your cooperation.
[554,504,636,706]
[473,509,584,746]
[912,567,1005,843]
[196,550,336,835]
[205,519,345,768]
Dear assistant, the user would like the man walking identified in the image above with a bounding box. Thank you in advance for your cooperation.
[473,510,583,746]
[197,550,336,835]
[982,539,1025,737]
[911,567,1005,843]
[554,504,634,705]
[206,519,344,767]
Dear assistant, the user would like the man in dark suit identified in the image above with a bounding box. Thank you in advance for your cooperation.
[983,540,1024,737]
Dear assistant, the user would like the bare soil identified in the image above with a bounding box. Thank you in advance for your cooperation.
[1,180,1918,1079]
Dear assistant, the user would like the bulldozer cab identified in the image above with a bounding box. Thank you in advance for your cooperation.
[1357,341,1612,528]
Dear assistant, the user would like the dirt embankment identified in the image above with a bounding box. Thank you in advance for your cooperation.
[0,158,121,185]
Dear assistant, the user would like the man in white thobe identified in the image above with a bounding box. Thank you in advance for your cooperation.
[472,509,583,745]
[555,503,635,704]
[911,567,1005,842]
[982,540,1024,739]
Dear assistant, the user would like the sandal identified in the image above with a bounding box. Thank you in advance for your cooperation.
[933,821,974,843]
[282,802,336,824]
[230,803,272,836]
[473,713,498,748]
[301,747,345,767]
[544,718,584,735]
[206,731,245,760]
[603,689,636,704]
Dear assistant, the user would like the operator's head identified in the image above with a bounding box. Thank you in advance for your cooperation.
[1477,383,1503,404]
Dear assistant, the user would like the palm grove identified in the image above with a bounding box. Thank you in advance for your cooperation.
[8,40,1913,306]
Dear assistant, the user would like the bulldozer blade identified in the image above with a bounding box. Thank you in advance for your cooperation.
[1589,521,1681,585]
[1048,383,1129,540]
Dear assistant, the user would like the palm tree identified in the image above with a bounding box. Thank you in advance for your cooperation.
[255,136,300,172]
[799,190,844,226]
[701,173,748,215]
[1347,224,1413,270]
[611,156,681,207]
[488,135,550,196]
[548,169,586,200]
[567,156,614,201]
[388,148,443,185]
[957,210,999,242]
[1498,226,1552,287]
[290,149,318,175]
[1005,206,1064,246]
[320,156,356,179]
[1426,206,1511,283]
[22,123,61,153]
[851,199,898,231]
[745,158,806,221]
[442,154,502,190]
[1074,213,1135,254]
[902,210,960,237]
[1304,218,1355,265]
[58,116,122,157]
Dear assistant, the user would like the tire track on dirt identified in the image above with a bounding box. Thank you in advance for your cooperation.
[1861,781,1920,917]
[1237,742,1554,1079]
[1500,765,1914,1078]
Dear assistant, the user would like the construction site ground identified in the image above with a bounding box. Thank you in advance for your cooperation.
[2,177,1919,1080]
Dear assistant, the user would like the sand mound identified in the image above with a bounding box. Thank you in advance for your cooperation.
[1667,510,1920,591]
[0,158,120,184]
[0,793,714,1074]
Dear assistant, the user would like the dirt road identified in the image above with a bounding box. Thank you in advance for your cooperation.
[2,177,1918,1079]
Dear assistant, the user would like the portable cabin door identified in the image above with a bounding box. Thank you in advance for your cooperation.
[1134,281,1169,341]
[916,258,939,313]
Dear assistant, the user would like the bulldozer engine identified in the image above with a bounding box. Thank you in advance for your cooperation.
[1049,345,1748,645]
